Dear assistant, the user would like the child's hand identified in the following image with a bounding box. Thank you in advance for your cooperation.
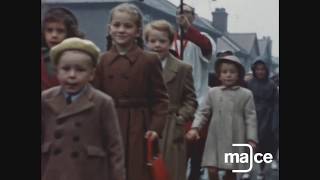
[145,130,158,141]
[185,129,200,141]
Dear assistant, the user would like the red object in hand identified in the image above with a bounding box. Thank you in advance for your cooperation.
[147,138,171,180]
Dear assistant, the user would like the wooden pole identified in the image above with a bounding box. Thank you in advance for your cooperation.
[180,0,184,59]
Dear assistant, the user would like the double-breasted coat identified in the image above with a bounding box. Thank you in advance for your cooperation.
[93,44,169,180]
[41,85,125,180]
[160,53,197,180]
[192,86,258,170]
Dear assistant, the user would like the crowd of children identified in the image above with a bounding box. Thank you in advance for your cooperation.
[41,3,279,180]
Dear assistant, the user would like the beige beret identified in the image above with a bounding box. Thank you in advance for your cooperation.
[50,37,100,66]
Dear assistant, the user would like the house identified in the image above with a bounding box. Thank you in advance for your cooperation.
[227,33,260,71]
[258,36,273,71]
[215,35,252,72]
[210,8,261,72]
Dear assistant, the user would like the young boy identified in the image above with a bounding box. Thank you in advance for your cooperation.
[144,20,198,180]
[41,37,125,180]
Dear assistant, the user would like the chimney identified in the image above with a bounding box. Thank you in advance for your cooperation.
[212,8,228,33]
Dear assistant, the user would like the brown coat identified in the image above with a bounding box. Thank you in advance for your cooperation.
[41,85,125,180]
[160,54,197,180]
[93,45,169,180]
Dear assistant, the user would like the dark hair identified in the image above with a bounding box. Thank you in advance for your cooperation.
[106,3,144,50]
[41,7,84,48]
[251,60,269,79]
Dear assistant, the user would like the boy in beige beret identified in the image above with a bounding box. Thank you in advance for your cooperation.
[41,37,125,180]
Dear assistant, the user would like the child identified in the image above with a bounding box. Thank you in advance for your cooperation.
[186,55,258,180]
[144,20,198,180]
[41,7,84,90]
[209,50,235,87]
[92,3,169,180]
[247,60,279,177]
[41,37,125,180]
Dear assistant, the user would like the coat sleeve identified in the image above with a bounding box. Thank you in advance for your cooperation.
[185,26,213,56]
[244,91,258,143]
[102,98,126,180]
[192,90,213,130]
[177,65,198,122]
[147,55,169,136]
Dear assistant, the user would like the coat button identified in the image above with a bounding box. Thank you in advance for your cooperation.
[53,148,62,155]
[73,136,80,142]
[54,130,63,139]
[74,122,82,127]
[71,151,79,159]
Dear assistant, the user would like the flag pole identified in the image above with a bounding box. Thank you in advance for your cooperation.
[180,0,184,59]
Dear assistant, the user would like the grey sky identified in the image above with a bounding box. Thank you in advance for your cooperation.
[168,0,279,57]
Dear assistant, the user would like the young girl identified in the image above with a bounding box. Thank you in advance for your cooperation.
[42,37,125,180]
[144,20,198,180]
[93,3,169,180]
[186,55,258,180]
[41,7,84,90]
[247,60,279,177]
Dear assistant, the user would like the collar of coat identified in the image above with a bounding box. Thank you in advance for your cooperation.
[163,53,180,83]
[106,44,142,65]
[43,84,95,120]
[221,85,240,91]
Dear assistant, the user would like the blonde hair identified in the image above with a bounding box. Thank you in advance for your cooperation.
[144,20,175,44]
[106,3,144,50]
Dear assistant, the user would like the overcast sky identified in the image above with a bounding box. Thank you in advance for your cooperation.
[168,0,279,57]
